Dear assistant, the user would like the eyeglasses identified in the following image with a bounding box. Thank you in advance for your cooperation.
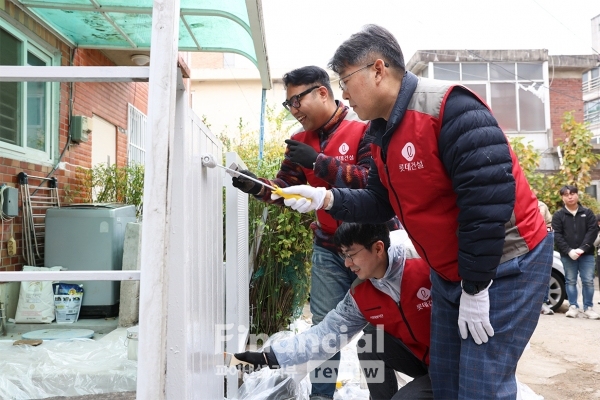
[338,62,389,91]
[282,86,321,111]
[339,247,367,262]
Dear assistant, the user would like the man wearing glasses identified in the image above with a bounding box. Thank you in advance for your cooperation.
[231,65,398,400]
[274,25,552,399]
[234,223,433,400]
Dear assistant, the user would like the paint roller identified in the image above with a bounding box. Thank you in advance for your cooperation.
[201,154,303,201]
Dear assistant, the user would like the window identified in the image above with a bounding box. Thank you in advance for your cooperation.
[433,64,459,81]
[584,99,600,127]
[0,23,57,162]
[431,61,547,133]
[127,104,147,165]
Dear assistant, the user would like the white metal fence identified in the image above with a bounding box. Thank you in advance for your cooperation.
[162,75,226,398]
[225,152,250,399]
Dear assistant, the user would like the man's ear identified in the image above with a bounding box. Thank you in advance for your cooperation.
[374,240,385,255]
[318,86,329,102]
[373,59,387,83]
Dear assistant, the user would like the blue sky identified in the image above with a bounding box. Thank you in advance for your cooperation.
[261,0,599,70]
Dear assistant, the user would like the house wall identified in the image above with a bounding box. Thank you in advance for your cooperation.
[548,72,586,146]
[0,1,148,276]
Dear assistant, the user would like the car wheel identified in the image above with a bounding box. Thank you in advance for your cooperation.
[548,269,566,312]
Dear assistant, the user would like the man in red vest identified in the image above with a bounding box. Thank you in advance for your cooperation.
[231,66,398,400]
[235,223,433,399]
[274,25,553,399]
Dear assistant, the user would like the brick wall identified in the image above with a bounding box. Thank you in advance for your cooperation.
[0,2,148,273]
[549,77,585,146]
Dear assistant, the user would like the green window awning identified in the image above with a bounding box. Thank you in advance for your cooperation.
[17,0,271,88]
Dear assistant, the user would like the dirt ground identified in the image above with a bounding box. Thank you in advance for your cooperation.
[517,280,600,400]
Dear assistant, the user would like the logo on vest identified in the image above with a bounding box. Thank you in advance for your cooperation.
[398,142,424,172]
[370,313,384,320]
[339,143,349,155]
[402,142,415,161]
[417,287,430,301]
[416,287,432,311]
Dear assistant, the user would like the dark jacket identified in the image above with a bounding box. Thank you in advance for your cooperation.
[329,72,546,282]
[552,204,598,256]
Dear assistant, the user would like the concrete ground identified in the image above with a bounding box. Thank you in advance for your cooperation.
[516,278,600,400]
[3,283,599,399]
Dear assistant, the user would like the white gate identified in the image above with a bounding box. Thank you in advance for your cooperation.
[162,72,226,398]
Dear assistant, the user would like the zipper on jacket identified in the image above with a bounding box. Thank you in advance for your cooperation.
[383,163,433,269]
[396,300,429,364]
[397,301,417,344]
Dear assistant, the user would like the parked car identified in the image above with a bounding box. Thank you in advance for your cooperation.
[548,251,566,311]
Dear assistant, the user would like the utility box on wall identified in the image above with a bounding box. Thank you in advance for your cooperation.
[1,186,18,217]
[70,115,92,143]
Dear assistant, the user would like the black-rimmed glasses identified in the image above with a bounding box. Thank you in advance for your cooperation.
[282,86,320,111]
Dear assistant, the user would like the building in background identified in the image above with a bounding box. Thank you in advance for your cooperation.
[407,49,595,152]
[189,52,345,139]
[0,0,149,314]
[583,13,600,142]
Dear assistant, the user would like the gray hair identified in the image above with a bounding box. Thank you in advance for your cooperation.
[328,24,405,74]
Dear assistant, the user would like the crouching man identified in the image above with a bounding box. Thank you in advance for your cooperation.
[235,223,433,400]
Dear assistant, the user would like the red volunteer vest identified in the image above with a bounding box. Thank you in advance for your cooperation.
[351,257,431,365]
[292,119,366,235]
[372,80,546,281]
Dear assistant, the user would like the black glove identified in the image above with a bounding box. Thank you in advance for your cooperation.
[232,169,262,195]
[234,347,279,372]
[285,139,318,169]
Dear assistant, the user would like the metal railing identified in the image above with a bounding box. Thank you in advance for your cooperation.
[583,75,600,94]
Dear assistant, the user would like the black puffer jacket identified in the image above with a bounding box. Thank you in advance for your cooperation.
[329,72,524,281]
[552,204,598,256]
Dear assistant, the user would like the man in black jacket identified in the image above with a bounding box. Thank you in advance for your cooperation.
[552,185,599,319]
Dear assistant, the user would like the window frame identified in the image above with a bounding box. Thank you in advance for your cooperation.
[0,19,60,165]
[429,61,549,134]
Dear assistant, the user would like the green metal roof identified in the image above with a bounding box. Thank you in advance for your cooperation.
[15,0,271,87]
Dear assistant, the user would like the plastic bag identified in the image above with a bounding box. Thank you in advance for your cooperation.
[237,331,311,400]
[53,283,84,323]
[238,368,309,400]
[14,266,62,323]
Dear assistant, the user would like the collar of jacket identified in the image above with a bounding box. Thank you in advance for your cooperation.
[317,100,348,139]
[370,71,419,149]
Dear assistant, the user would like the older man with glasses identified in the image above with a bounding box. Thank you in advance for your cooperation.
[231,65,399,400]
[274,25,553,400]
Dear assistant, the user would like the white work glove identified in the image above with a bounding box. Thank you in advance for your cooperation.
[568,249,580,260]
[271,185,327,213]
[458,281,494,345]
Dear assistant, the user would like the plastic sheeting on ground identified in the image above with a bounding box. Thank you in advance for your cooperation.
[0,336,136,399]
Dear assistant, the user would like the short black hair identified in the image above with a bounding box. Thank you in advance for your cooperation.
[328,24,405,74]
[282,66,333,97]
[334,222,391,252]
[559,185,578,196]
[596,214,600,223]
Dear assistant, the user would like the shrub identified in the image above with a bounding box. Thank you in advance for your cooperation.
[508,111,600,215]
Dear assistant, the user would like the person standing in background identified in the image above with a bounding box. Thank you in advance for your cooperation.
[552,185,599,319]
